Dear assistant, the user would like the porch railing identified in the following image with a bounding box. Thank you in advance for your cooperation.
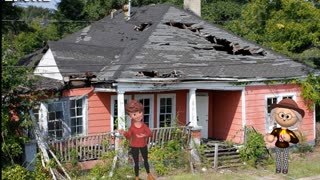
[49,133,115,163]
[49,126,191,163]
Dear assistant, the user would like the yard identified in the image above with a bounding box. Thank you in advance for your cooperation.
[152,145,320,180]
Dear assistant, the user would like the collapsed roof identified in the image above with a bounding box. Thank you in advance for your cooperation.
[40,4,313,86]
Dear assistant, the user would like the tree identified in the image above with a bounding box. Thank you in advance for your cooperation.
[224,0,320,67]
[202,0,242,26]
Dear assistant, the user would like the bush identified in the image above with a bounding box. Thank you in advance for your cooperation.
[294,131,314,153]
[2,165,32,180]
[239,128,268,167]
[149,139,189,176]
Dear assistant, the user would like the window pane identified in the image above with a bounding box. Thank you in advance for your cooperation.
[71,118,76,126]
[55,103,63,111]
[49,112,55,120]
[77,127,82,134]
[56,111,63,119]
[144,99,150,106]
[77,118,82,125]
[166,105,172,113]
[144,106,149,114]
[48,104,54,112]
[70,109,76,117]
[76,99,82,107]
[160,115,165,121]
[160,98,165,105]
[70,100,75,108]
[48,122,54,130]
[56,121,62,129]
[160,106,165,113]
[71,127,76,135]
[77,108,82,116]
[166,114,171,121]
[167,98,172,105]
[56,130,62,138]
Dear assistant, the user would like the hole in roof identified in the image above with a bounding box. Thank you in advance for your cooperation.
[134,22,152,32]
[164,21,266,56]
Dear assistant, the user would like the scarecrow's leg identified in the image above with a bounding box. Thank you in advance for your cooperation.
[282,148,289,174]
[275,147,282,173]
[132,147,140,177]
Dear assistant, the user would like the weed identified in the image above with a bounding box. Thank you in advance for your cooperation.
[239,127,268,167]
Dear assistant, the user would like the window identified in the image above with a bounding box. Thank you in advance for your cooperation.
[111,95,131,131]
[37,96,87,140]
[70,99,83,135]
[157,94,176,127]
[265,93,296,132]
[47,101,64,139]
[135,95,154,128]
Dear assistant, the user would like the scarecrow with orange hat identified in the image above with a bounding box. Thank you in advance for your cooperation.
[267,98,304,174]
[266,98,305,174]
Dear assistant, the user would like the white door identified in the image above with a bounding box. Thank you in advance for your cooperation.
[196,94,209,139]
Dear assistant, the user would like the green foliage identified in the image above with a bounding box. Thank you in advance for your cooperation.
[293,131,314,153]
[32,154,52,180]
[2,165,32,180]
[295,74,320,109]
[225,0,320,57]
[240,128,268,167]
[149,137,189,176]
[202,0,242,25]
[89,150,134,179]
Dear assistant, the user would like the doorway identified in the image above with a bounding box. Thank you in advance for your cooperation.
[196,93,209,139]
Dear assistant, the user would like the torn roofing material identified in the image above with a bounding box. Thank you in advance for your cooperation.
[47,4,314,83]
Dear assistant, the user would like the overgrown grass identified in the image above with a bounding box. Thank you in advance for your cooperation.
[164,146,320,180]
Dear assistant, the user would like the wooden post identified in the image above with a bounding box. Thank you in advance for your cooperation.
[190,127,202,166]
[214,143,219,168]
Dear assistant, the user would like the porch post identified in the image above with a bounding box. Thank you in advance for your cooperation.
[115,90,127,165]
[117,90,126,131]
[188,88,198,127]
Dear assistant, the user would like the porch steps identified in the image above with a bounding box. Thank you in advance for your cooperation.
[201,141,243,168]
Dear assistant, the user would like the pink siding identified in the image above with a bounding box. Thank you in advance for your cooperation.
[87,92,112,134]
[211,91,244,144]
[246,84,315,142]
[63,88,113,135]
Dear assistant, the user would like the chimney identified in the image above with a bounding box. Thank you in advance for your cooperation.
[184,0,201,17]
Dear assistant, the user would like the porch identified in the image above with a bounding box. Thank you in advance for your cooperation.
[48,126,192,165]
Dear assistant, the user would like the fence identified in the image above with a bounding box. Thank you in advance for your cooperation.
[49,126,192,163]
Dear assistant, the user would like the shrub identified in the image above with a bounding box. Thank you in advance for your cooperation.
[239,128,268,167]
[294,131,314,153]
[149,139,189,176]
[2,165,32,180]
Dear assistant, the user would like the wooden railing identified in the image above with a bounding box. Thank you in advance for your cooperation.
[148,126,192,149]
[49,126,192,163]
[49,132,115,163]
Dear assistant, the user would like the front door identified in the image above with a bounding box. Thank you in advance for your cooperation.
[196,94,209,139]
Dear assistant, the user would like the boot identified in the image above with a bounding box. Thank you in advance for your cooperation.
[147,173,155,180]
[135,176,139,180]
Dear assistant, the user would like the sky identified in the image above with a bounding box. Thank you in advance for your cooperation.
[15,0,61,10]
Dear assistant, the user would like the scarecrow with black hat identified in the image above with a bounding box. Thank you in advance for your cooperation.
[266,98,305,174]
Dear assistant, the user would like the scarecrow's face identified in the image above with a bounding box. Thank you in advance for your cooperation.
[128,111,143,122]
[274,108,298,127]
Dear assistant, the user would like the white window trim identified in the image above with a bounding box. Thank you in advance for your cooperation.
[71,96,88,136]
[111,95,131,132]
[157,94,176,128]
[265,92,297,133]
[134,94,154,128]
[38,96,88,139]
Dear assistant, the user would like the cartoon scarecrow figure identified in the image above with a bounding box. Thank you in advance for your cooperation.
[266,98,304,174]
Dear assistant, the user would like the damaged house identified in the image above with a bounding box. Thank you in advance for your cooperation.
[32,2,316,150]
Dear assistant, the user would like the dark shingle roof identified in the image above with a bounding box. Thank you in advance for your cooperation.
[49,4,314,82]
